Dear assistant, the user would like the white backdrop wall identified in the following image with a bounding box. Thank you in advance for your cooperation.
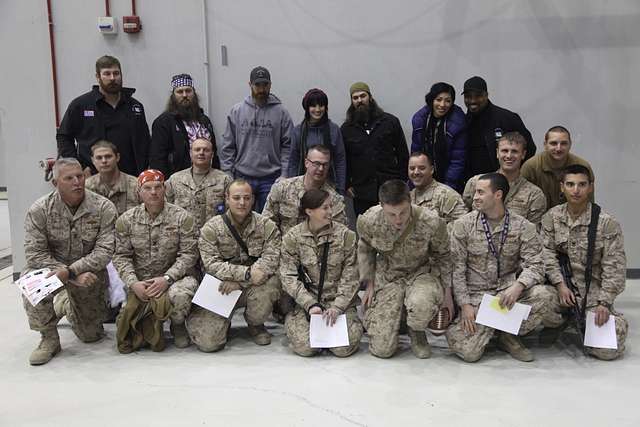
[2,0,639,275]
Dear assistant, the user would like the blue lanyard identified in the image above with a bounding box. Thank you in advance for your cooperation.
[480,210,510,278]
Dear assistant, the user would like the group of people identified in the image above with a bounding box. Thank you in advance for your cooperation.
[20,55,628,366]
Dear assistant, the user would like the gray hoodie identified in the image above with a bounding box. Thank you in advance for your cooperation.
[220,94,293,178]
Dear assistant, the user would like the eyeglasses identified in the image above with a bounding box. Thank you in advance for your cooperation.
[305,159,330,169]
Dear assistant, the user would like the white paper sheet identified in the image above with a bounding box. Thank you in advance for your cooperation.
[584,311,617,349]
[106,262,126,308]
[309,314,349,348]
[16,268,64,306]
[475,293,532,335]
[192,274,242,318]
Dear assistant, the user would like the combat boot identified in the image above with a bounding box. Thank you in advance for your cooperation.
[408,328,431,359]
[29,328,61,366]
[248,324,272,345]
[171,322,191,348]
[498,332,534,362]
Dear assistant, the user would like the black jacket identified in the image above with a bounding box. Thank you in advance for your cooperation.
[149,110,219,178]
[342,112,409,202]
[465,101,536,178]
[56,86,150,175]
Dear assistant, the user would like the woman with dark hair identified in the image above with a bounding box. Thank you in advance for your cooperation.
[279,189,362,357]
[286,88,346,194]
[411,82,467,192]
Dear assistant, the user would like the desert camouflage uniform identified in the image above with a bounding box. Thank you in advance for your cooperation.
[541,203,628,360]
[446,210,550,361]
[85,172,140,216]
[113,203,199,325]
[263,176,347,236]
[463,174,547,225]
[357,205,451,358]
[280,221,362,357]
[188,212,281,351]
[165,167,231,230]
[22,190,117,342]
[410,180,467,224]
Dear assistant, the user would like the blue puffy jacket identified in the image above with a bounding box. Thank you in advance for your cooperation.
[411,104,467,192]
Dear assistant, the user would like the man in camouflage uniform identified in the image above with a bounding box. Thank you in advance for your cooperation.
[113,169,199,349]
[279,189,362,357]
[165,138,231,230]
[263,144,346,236]
[541,165,628,360]
[189,180,281,351]
[85,140,140,216]
[22,158,117,365]
[409,151,467,224]
[447,173,551,362]
[463,132,546,225]
[358,180,451,358]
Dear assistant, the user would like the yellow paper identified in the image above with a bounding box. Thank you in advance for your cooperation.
[490,296,509,314]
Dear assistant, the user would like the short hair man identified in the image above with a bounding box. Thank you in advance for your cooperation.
[540,165,628,360]
[149,74,219,178]
[220,66,294,212]
[188,180,282,351]
[447,173,551,363]
[263,145,346,236]
[341,82,409,215]
[165,138,231,230]
[113,170,199,351]
[21,158,117,365]
[57,55,150,176]
[85,140,140,216]
[463,132,547,225]
[408,151,467,224]
[358,180,451,358]
[463,76,536,178]
[521,125,594,209]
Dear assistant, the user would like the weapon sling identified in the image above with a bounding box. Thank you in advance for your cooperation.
[222,214,257,263]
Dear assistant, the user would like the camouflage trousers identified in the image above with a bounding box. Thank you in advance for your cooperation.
[285,306,363,357]
[365,273,443,358]
[120,276,198,324]
[186,276,280,352]
[540,285,628,360]
[22,271,107,343]
[446,285,553,362]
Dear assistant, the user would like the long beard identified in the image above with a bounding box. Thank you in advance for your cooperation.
[353,104,370,124]
[176,101,199,121]
[99,80,122,94]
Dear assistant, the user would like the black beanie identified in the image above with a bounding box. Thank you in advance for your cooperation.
[425,82,456,109]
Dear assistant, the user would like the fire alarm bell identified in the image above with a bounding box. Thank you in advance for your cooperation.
[98,16,117,34]
[123,16,141,33]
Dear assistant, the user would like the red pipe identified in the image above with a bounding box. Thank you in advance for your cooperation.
[105,0,110,16]
[46,0,60,127]
[131,0,136,16]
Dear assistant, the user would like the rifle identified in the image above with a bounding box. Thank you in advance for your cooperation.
[557,252,585,335]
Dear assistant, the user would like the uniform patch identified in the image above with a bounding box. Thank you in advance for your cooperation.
[83,110,95,117]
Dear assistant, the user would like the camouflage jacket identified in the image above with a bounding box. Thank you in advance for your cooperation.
[410,180,467,224]
[85,172,140,216]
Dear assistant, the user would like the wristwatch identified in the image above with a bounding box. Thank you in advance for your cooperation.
[163,274,175,286]
[244,268,251,281]
[597,300,611,310]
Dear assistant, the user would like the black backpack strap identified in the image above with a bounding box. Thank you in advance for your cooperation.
[581,203,601,315]
[316,240,330,304]
[222,214,250,257]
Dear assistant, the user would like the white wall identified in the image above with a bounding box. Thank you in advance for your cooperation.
[2,0,640,275]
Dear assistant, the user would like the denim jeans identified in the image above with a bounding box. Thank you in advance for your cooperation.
[236,171,279,213]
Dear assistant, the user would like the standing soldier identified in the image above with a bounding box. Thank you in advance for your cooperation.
[463,132,546,225]
[165,138,231,230]
[85,140,140,215]
[21,158,117,365]
[280,189,362,357]
[358,180,451,359]
[113,169,199,350]
[541,165,628,360]
[408,151,467,224]
[447,173,550,363]
[189,180,281,351]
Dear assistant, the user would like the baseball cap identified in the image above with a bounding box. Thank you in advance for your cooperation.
[250,66,271,84]
[462,76,488,94]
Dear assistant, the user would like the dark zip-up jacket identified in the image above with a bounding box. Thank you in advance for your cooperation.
[149,110,219,178]
[57,86,150,175]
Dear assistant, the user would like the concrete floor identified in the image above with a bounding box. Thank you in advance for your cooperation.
[0,198,638,426]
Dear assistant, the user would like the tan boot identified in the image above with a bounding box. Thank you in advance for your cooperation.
[498,332,534,362]
[171,322,191,348]
[248,324,272,346]
[29,329,61,366]
[408,328,431,359]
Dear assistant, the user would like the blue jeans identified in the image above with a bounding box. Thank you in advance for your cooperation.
[236,171,279,213]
